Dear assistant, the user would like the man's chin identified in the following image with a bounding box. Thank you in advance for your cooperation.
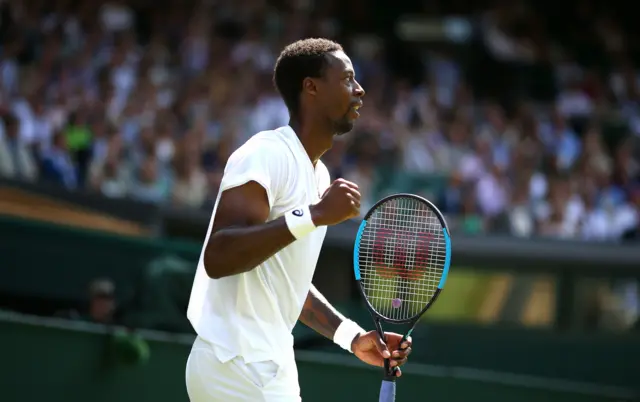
[334,121,355,136]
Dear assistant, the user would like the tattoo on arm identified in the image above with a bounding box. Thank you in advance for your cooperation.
[299,285,345,340]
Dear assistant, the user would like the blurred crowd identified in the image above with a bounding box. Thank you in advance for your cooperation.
[0,0,638,241]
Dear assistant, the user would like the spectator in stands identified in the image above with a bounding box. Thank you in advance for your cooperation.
[11,94,52,153]
[458,186,485,235]
[90,120,112,165]
[54,278,119,325]
[459,135,491,182]
[556,77,594,121]
[438,117,470,174]
[0,39,19,98]
[535,175,583,238]
[0,113,38,181]
[40,131,78,189]
[88,129,131,198]
[401,112,438,175]
[129,156,166,203]
[476,163,509,219]
[154,120,176,168]
[439,171,464,214]
[95,158,129,198]
[618,186,640,240]
[87,278,118,324]
[63,111,93,186]
[579,187,611,240]
[539,109,582,171]
[501,182,535,237]
[171,144,208,208]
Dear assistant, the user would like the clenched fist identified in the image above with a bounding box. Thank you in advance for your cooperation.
[310,178,361,226]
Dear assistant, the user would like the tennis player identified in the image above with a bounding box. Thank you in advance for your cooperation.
[186,38,413,402]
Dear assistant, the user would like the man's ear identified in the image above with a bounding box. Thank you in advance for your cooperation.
[302,77,318,96]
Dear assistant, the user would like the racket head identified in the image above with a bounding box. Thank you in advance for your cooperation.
[353,193,452,324]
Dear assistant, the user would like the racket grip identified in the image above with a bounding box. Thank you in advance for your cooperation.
[387,334,408,377]
[379,379,396,402]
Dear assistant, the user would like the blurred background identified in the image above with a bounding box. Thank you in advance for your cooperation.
[0,0,639,401]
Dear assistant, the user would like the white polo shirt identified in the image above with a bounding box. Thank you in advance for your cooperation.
[187,125,330,366]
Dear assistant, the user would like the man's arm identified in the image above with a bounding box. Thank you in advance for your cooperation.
[204,181,297,279]
[204,178,361,279]
[298,284,347,340]
[300,285,413,373]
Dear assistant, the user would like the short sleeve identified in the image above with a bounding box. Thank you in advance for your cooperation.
[316,160,331,196]
[219,138,289,208]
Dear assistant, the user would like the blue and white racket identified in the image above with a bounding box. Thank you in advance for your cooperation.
[353,193,452,402]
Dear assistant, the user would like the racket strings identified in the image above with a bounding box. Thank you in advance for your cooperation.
[358,197,446,321]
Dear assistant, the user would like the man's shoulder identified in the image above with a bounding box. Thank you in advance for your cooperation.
[249,129,289,147]
[231,130,291,161]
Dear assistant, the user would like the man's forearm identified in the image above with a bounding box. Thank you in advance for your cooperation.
[298,285,346,340]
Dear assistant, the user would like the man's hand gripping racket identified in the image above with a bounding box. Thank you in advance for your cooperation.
[352,194,452,402]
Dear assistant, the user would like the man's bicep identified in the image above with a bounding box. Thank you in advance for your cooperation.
[212,181,271,233]
[212,139,289,232]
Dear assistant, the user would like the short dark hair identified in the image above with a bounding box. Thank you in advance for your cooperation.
[273,38,343,116]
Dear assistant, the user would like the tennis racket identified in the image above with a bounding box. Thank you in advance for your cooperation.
[352,193,452,402]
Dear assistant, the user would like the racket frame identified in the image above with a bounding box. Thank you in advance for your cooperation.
[353,193,452,382]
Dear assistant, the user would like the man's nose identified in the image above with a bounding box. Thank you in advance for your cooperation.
[354,81,365,97]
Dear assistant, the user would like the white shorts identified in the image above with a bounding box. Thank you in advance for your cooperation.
[185,337,301,402]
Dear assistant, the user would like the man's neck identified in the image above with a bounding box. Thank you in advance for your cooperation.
[289,118,333,165]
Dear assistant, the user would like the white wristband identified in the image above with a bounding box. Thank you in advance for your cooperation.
[333,319,366,353]
[285,205,316,240]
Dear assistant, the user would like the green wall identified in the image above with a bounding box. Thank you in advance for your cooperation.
[0,314,634,402]
[293,307,640,388]
[0,215,200,303]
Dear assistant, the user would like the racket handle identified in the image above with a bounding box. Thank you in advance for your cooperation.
[387,333,408,377]
[379,379,396,402]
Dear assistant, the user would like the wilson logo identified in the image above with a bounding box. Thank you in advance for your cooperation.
[372,229,434,281]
